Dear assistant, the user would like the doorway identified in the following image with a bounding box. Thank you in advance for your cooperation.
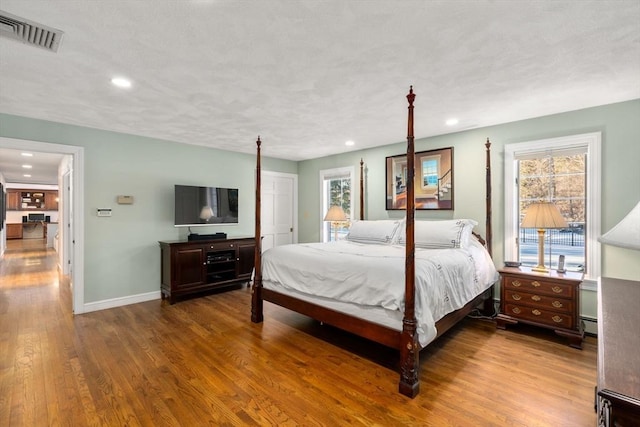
[0,137,85,314]
[261,171,297,252]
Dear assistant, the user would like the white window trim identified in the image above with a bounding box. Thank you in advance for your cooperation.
[504,132,601,289]
[319,166,355,242]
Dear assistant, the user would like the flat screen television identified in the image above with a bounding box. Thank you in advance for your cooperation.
[174,185,239,227]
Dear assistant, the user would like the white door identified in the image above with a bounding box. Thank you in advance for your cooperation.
[261,171,297,252]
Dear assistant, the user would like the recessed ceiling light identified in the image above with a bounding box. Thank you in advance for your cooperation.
[345,140,355,146]
[21,152,33,157]
[22,164,32,169]
[446,118,459,126]
[23,174,32,177]
[111,77,132,88]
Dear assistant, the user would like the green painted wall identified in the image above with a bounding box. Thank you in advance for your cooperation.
[0,113,296,303]
[298,99,640,280]
[297,99,640,334]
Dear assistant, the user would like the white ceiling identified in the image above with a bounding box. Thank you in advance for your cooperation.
[0,1,639,183]
[0,148,64,185]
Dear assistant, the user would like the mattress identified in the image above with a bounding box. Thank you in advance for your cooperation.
[261,238,498,346]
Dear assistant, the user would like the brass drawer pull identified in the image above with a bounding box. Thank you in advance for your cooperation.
[512,280,521,287]
[512,294,522,301]
[531,281,541,287]
[552,286,563,294]
[531,295,541,302]
[552,315,563,323]
[552,301,563,308]
[532,309,541,316]
[512,307,521,314]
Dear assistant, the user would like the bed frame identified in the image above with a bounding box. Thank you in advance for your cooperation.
[251,87,493,398]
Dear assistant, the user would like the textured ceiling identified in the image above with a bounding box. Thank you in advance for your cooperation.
[0,0,639,172]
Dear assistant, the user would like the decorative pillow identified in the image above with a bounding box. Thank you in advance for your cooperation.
[397,219,478,249]
[346,220,402,244]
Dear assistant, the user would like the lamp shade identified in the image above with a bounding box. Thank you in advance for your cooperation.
[324,205,347,222]
[521,202,568,229]
[599,201,640,250]
[199,206,214,220]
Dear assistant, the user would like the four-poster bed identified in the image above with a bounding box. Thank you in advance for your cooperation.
[251,87,495,398]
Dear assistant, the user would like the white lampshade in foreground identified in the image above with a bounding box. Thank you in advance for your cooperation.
[599,201,640,250]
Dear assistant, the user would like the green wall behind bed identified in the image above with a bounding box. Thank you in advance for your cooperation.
[297,99,640,335]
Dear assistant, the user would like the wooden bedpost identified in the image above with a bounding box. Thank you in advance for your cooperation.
[251,136,264,323]
[360,158,364,220]
[485,138,492,257]
[482,137,495,316]
[399,86,420,398]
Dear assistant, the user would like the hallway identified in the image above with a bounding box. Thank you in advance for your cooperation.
[0,239,74,425]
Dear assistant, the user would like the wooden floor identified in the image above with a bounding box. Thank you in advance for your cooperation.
[0,239,598,426]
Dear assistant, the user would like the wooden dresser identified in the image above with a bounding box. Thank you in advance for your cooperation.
[496,266,584,348]
[596,277,640,426]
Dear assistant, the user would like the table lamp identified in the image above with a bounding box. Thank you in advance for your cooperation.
[521,202,568,272]
[324,205,347,242]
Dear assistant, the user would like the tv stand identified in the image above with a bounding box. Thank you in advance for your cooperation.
[159,237,255,304]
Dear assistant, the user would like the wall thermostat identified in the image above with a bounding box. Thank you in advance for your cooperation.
[97,208,112,217]
[117,195,134,205]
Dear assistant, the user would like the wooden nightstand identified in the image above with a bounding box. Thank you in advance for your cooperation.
[496,266,584,349]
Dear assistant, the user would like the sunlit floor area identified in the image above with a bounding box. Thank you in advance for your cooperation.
[0,238,597,426]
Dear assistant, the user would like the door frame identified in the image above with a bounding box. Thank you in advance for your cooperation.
[0,137,85,314]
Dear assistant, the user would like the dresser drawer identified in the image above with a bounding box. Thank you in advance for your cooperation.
[504,290,573,314]
[205,241,238,251]
[503,275,575,298]
[504,303,573,329]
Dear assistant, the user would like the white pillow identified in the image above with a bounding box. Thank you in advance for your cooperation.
[346,220,402,244]
[397,219,478,249]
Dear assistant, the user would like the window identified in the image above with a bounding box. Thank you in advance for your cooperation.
[422,158,438,188]
[319,166,354,242]
[504,133,601,283]
[518,152,586,270]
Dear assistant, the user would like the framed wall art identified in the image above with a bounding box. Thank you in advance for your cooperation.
[385,147,453,210]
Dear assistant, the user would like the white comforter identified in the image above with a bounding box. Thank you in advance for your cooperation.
[261,239,498,346]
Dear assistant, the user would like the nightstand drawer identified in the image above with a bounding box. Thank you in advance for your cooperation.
[504,303,573,329]
[503,276,575,298]
[504,290,573,314]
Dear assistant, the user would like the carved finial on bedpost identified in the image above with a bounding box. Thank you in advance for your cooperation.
[406,85,415,108]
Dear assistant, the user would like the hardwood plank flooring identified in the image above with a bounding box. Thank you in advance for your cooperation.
[0,239,597,426]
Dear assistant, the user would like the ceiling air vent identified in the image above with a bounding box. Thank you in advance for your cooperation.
[0,10,64,52]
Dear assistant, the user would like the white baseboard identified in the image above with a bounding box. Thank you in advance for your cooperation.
[82,290,161,313]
